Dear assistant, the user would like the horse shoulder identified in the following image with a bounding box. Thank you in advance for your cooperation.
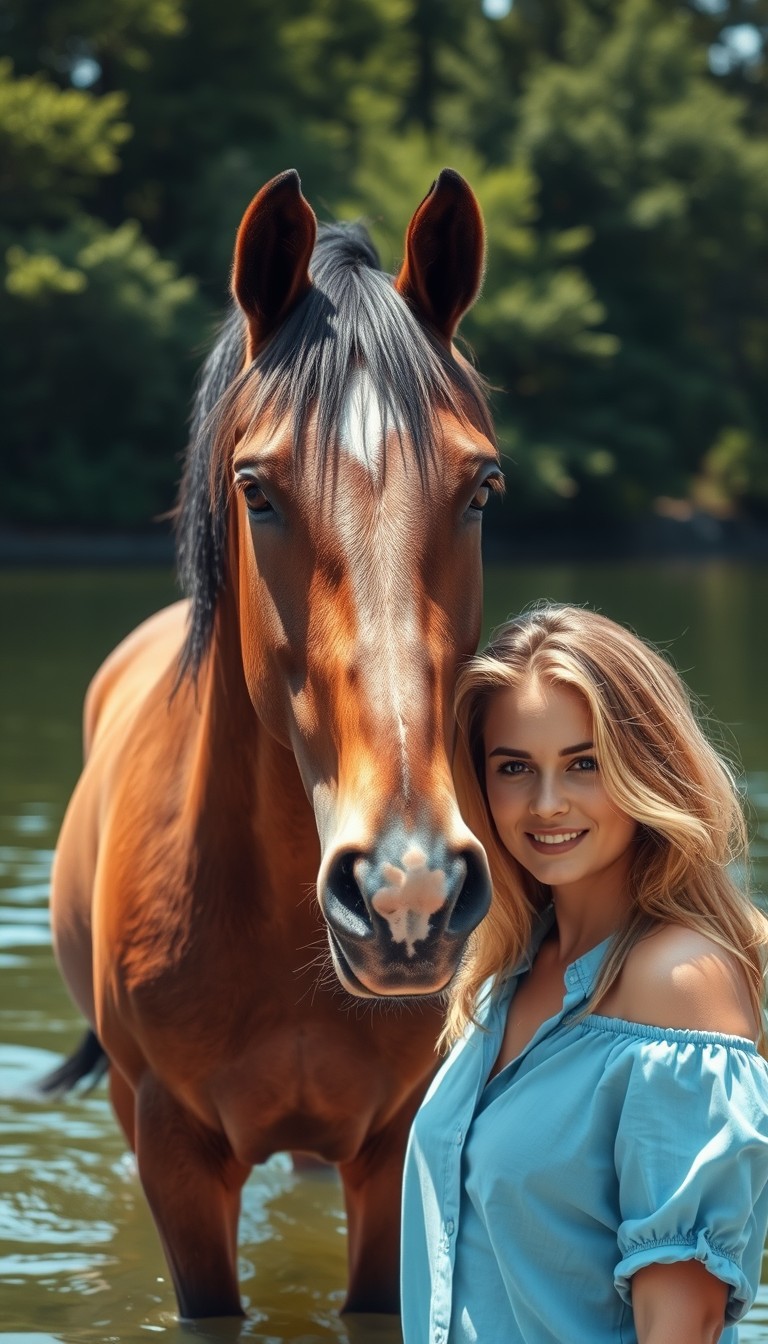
[51,602,194,1016]
[604,925,758,1040]
[84,600,190,756]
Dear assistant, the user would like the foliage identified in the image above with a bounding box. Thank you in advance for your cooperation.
[1,216,203,527]
[2,0,186,74]
[3,0,768,531]
[494,0,768,517]
[0,59,130,223]
[696,427,768,516]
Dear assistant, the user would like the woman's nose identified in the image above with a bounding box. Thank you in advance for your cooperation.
[530,773,568,818]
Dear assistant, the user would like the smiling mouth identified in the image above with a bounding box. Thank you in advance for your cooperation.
[527,830,587,853]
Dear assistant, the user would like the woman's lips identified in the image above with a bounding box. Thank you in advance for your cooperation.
[526,829,587,856]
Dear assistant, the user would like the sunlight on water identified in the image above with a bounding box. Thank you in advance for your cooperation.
[1,565,768,1342]
[0,998,386,1340]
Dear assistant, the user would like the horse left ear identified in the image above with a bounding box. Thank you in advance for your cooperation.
[395,168,485,343]
[233,169,317,356]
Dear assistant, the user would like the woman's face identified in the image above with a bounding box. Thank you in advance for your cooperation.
[483,676,638,905]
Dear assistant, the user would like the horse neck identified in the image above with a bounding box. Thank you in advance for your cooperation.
[186,562,318,885]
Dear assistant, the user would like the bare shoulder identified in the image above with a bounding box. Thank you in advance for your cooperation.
[604,924,759,1041]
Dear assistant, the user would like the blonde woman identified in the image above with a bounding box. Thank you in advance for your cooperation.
[401,604,768,1344]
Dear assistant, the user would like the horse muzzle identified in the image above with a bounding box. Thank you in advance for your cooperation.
[317,826,492,997]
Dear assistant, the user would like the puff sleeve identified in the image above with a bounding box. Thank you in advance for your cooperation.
[612,1031,768,1324]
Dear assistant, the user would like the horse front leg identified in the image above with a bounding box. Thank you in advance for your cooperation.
[109,1062,136,1148]
[135,1074,249,1319]
[339,1094,421,1315]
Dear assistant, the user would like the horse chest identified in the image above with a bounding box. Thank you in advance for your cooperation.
[120,948,429,1112]
[135,1005,413,1166]
[218,1027,403,1164]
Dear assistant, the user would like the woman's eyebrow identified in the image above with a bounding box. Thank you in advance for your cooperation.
[487,741,594,759]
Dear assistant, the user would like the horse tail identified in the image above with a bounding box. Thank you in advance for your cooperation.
[37,1028,109,1096]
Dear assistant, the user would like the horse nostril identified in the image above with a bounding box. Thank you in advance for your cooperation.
[323,850,373,940]
[446,848,492,936]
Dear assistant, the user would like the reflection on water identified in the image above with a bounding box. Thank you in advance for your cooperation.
[1,563,767,1342]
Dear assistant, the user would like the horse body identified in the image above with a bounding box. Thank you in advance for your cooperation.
[48,170,500,1319]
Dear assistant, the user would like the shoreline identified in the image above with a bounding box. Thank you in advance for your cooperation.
[2,511,768,567]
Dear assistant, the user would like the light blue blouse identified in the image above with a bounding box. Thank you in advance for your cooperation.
[401,921,768,1344]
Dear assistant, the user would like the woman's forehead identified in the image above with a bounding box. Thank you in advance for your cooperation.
[484,676,593,747]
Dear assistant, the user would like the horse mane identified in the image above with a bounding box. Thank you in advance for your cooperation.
[175,221,494,682]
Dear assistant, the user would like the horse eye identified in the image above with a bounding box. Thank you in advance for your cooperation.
[468,471,504,514]
[242,482,272,516]
[469,484,491,512]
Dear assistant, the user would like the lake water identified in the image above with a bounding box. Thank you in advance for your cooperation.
[1,561,767,1343]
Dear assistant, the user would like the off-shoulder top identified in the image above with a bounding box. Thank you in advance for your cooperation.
[401,920,768,1344]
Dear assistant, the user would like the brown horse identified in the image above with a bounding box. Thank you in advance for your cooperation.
[46,169,501,1320]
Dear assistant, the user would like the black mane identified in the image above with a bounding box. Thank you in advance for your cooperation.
[175,221,493,681]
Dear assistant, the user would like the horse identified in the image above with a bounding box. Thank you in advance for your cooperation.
[45,168,502,1320]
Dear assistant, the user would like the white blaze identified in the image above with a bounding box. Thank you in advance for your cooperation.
[338,367,388,474]
[335,370,414,797]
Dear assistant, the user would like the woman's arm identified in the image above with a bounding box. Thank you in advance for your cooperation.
[615,925,757,1343]
[632,1261,727,1344]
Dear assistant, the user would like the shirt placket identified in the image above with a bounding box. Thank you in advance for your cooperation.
[429,1120,467,1344]
[425,939,610,1344]
[429,989,503,1344]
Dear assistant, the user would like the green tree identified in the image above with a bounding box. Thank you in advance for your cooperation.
[5,0,768,530]
[0,57,203,529]
[485,0,768,518]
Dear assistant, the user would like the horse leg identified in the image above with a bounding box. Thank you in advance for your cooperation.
[134,1074,249,1319]
[339,1095,420,1314]
[109,1063,136,1149]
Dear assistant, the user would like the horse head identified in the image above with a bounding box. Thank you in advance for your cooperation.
[179,170,500,998]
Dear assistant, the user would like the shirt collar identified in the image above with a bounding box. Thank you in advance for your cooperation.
[504,905,614,999]
[567,932,614,996]
[477,908,615,1024]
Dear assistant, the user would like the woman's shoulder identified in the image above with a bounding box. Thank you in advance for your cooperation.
[600,924,760,1042]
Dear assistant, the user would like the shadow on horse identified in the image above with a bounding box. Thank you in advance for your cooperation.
[45,169,501,1320]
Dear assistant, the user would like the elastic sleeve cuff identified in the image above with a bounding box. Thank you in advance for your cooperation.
[614,1230,752,1324]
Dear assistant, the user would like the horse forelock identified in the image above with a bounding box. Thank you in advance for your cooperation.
[175,220,494,682]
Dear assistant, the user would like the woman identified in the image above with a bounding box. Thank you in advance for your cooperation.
[401,604,768,1344]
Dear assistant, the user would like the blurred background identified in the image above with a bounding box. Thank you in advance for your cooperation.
[4,3,768,1341]
[4,0,768,551]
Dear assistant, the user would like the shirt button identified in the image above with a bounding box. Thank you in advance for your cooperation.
[456,1129,462,1146]
[446,1218,454,1235]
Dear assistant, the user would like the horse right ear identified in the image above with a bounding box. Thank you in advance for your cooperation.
[232,169,317,358]
[396,169,485,344]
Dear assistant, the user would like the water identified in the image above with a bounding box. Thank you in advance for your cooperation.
[1,562,767,1341]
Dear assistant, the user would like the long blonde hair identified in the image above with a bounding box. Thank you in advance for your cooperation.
[445,603,768,1051]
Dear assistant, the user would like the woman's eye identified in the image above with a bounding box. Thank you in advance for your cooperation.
[242,481,272,515]
[500,760,530,776]
[570,756,598,772]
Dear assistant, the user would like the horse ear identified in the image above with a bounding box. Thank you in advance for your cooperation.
[232,169,317,356]
[395,168,485,343]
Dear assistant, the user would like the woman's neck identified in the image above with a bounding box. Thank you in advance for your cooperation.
[548,868,633,965]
